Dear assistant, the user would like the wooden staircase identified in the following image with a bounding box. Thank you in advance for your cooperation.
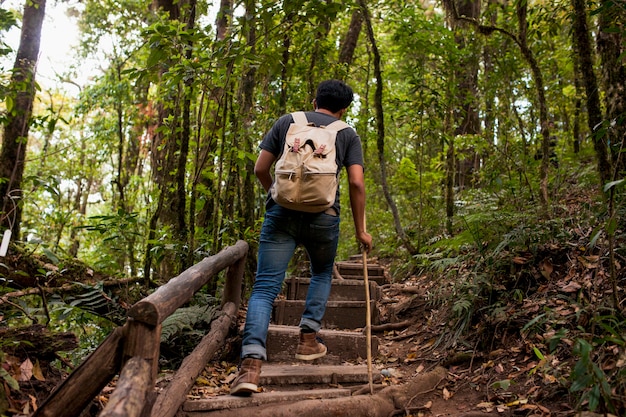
[177,257,389,416]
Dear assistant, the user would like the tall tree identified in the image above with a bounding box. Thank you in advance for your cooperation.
[571,0,611,187]
[0,0,46,240]
[359,0,416,255]
[145,0,196,281]
[442,0,481,232]
[596,0,626,178]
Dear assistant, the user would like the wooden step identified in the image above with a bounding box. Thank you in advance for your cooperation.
[181,388,352,414]
[335,262,388,284]
[181,364,379,415]
[283,277,382,301]
[260,364,377,385]
[272,300,380,329]
[266,325,377,362]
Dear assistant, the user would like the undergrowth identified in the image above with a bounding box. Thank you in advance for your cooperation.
[406,183,626,414]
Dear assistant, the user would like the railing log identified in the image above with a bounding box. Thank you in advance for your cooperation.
[150,301,238,417]
[98,357,152,417]
[32,324,126,417]
[129,241,249,326]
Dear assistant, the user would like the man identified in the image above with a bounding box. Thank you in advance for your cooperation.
[230,79,372,396]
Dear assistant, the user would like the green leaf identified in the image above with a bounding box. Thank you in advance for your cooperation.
[603,179,624,192]
[0,367,19,390]
[42,248,60,265]
[491,379,511,390]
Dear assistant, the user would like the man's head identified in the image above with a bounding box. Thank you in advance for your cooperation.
[315,80,354,113]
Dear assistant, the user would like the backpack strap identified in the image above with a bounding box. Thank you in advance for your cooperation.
[291,111,309,125]
[325,119,350,132]
[291,111,350,132]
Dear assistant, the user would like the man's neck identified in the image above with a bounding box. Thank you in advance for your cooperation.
[315,108,344,119]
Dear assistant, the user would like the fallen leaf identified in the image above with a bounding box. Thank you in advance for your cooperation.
[32,360,45,382]
[513,257,528,264]
[539,259,553,279]
[477,401,495,412]
[442,387,452,400]
[18,359,33,382]
[28,394,37,412]
[578,255,599,268]
[560,281,581,293]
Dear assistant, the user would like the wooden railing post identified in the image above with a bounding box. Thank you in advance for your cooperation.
[221,246,247,311]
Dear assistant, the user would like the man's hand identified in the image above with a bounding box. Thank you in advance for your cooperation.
[357,231,373,254]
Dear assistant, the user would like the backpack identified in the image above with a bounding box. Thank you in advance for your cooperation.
[270,111,350,213]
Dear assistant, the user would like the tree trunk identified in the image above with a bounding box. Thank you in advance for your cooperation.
[0,0,46,239]
[148,0,194,281]
[215,0,232,41]
[359,0,416,255]
[337,9,363,78]
[237,0,259,288]
[571,0,611,187]
[596,0,626,178]
[515,0,551,216]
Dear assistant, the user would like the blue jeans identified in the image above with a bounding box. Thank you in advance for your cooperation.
[241,204,340,360]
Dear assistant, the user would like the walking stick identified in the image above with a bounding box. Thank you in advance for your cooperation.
[361,221,374,394]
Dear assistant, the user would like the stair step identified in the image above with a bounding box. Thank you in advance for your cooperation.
[183,387,352,413]
[284,277,382,301]
[266,325,377,362]
[335,261,386,276]
[272,300,380,329]
[335,262,388,284]
[260,363,377,385]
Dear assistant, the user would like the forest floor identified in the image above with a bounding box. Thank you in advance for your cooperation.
[2,188,623,416]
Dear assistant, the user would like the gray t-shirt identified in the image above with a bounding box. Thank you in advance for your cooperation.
[260,111,364,215]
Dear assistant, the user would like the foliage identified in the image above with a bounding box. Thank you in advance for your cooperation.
[159,293,219,367]
[570,338,616,413]
[160,294,218,343]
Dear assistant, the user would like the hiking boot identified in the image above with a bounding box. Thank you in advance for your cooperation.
[295,331,327,360]
[230,357,262,396]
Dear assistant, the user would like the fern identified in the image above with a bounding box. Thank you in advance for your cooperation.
[160,302,218,343]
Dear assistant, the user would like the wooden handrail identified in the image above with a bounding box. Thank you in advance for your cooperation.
[33,240,249,417]
[129,240,249,326]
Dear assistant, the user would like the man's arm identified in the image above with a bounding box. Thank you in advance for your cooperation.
[254,149,277,192]
[347,164,373,253]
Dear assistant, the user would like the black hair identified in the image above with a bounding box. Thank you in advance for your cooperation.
[315,80,354,113]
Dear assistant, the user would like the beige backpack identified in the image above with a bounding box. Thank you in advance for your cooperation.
[270,111,350,213]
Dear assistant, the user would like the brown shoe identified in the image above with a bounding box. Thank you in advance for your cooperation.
[295,331,327,360]
[230,358,262,396]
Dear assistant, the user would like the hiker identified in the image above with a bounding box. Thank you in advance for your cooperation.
[230,79,373,396]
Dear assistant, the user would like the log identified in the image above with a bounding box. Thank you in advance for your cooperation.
[0,324,77,359]
[0,277,143,305]
[370,320,412,334]
[151,302,238,417]
[32,325,126,417]
[129,241,248,326]
[176,366,447,417]
[99,357,152,417]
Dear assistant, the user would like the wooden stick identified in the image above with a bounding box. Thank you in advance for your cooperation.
[361,217,374,394]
